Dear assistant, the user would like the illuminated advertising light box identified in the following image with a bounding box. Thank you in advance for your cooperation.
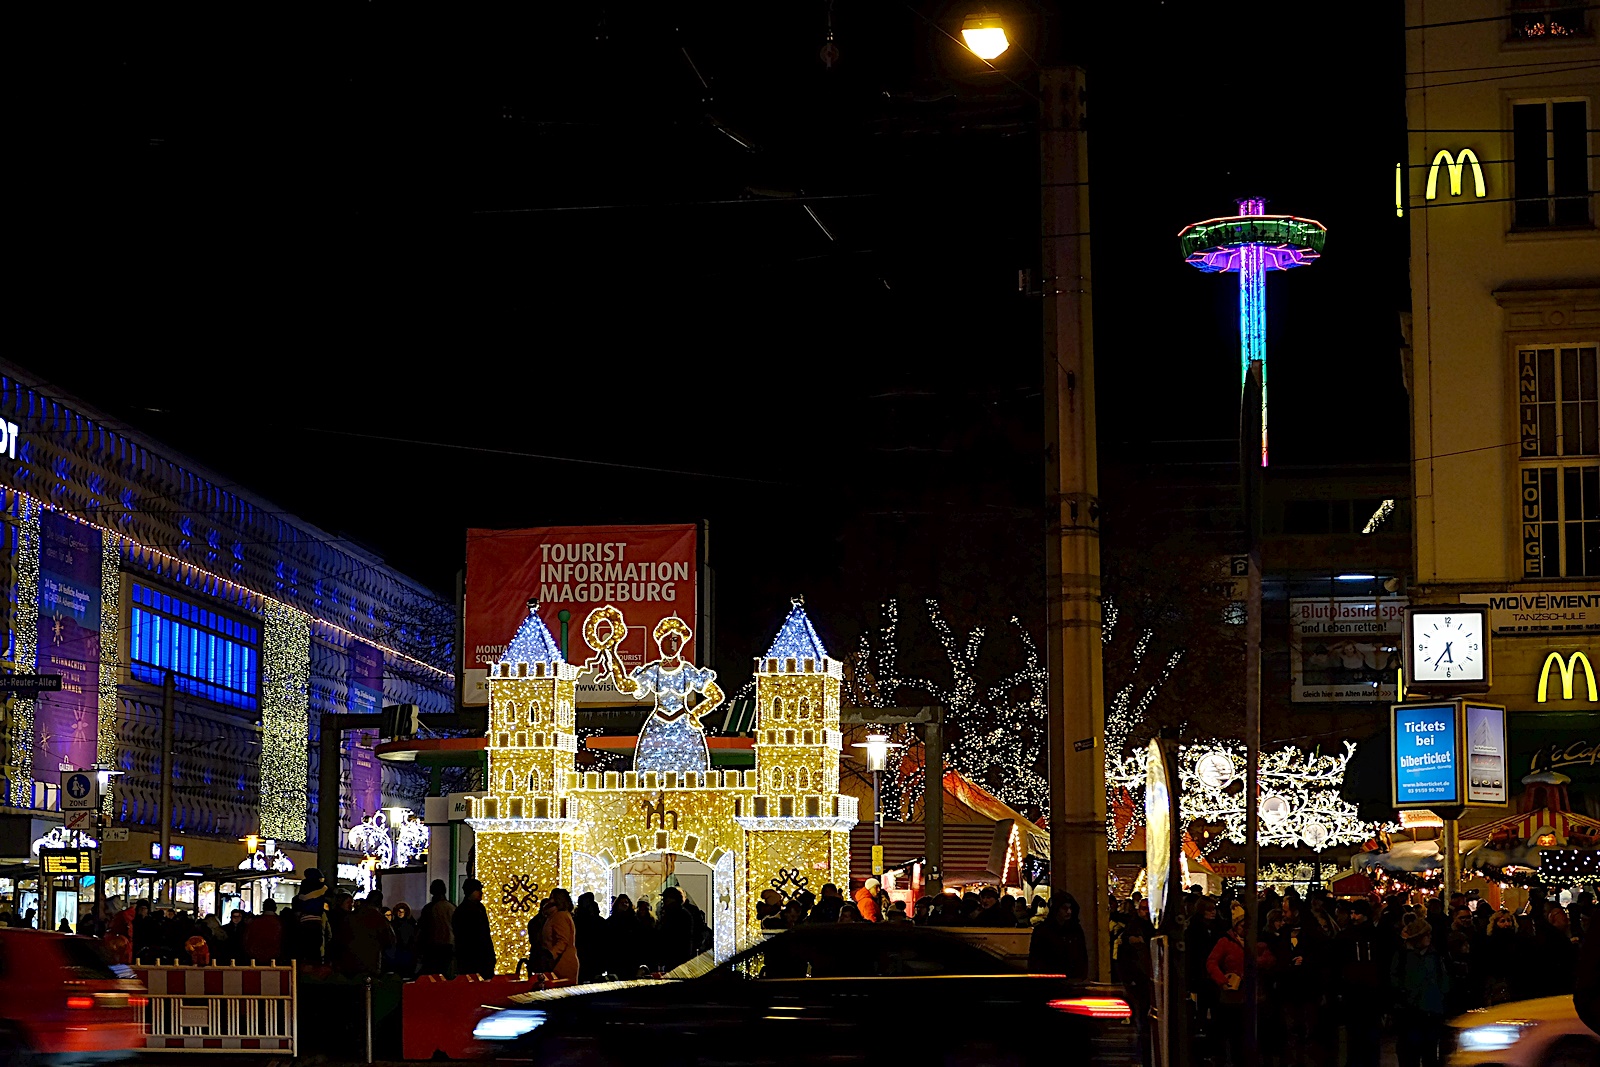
[465,525,700,707]
[1390,700,1510,812]
[1463,703,1508,807]
[1391,702,1460,808]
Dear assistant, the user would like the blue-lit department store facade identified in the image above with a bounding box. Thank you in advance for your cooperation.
[0,361,454,866]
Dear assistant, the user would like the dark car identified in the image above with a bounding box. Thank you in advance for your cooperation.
[473,924,1138,1067]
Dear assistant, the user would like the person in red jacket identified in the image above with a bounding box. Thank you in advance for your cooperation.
[1207,904,1275,1067]
[853,878,882,922]
[243,899,284,964]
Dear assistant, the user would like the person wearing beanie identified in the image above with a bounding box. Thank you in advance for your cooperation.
[1392,916,1450,1067]
[1338,899,1383,1067]
[854,878,882,923]
[1207,898,1274,1067]
[291,868,331,964]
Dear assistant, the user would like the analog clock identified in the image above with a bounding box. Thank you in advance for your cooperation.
[1406,607,1489,688]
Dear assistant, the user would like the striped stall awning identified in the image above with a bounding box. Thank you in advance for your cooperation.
[849,821,1014,885]
[1462,806,1600,846]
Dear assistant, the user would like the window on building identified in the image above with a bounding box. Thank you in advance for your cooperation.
[1520,347,1599,458]
[1513,99,1593,229]
[128,581,259,710]
[1507,1,1591,40]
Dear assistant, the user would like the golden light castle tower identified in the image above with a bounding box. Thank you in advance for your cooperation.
[470,598,856,968]
[737,598,855,908]
[470,601,580,964]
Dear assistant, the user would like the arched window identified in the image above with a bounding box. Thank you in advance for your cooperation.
[770,697,784,722]
[769,767,783,793]
[528,767,542,793]
[502,768,515,793]
[797,697,811,721]
[787,769,798,792]
[798,766,810,791]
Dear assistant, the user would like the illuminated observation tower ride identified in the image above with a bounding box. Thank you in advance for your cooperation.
[1178,197,1327,466]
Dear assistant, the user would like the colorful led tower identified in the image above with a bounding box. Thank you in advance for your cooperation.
[1179,198,1327,466]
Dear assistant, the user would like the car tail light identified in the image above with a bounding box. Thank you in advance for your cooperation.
[66,996,95,1010]
[1048,997,1133,1020]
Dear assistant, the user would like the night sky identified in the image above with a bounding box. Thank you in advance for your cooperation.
[21,1,1409,677]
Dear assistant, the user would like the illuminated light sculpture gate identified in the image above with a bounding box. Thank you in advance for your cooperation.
[468,598,857,967]
[1178,198,1328,466]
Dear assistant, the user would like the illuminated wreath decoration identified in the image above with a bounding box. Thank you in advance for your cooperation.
[583,605,628,656]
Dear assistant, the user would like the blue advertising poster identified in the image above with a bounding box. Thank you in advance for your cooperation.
[1393,703,1459,806]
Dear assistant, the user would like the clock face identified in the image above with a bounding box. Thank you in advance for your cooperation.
[1411,611,1486,683]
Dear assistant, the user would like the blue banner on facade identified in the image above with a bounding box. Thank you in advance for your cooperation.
[347,639,384,819]
[36,512,100,777]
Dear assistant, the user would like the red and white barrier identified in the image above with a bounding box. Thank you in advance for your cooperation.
[131,966,297,1055]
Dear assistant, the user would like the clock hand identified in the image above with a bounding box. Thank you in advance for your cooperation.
[1434,641,1453,666]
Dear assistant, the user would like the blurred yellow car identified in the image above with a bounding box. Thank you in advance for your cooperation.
[1448,995,1599,1067]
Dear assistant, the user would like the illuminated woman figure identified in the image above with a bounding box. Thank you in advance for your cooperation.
[585,607,723,775]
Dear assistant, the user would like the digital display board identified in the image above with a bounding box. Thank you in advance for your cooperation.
[1392,703,1459,807]
[1464,704,1508,806]
[40,847,95,876]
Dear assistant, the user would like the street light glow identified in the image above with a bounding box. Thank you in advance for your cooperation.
[961,13,1009,60]
[851,732,899,772]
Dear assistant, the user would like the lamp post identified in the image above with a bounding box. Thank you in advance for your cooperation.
[852,733,902,891]
[957,6,1108,977]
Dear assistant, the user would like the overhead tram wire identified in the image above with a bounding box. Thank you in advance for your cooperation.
[472,191,880,216]
[1407,61,1600,89]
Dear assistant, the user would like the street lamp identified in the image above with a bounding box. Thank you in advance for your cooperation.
[851,733,903,888]
[961,11,1009,60]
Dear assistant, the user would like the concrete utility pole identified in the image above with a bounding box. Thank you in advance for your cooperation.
[1040,65,1108,981]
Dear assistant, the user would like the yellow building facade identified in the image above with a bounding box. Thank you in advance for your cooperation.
[467,599,857,966]
[1404,2,1598,806]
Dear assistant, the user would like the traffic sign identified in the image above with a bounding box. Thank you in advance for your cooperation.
[104,827,129,842]
[60,771,97,811]
[64,809,96,832]
[3,674,62,698]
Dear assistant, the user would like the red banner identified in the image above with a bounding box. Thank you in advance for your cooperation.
[464,525,698,706]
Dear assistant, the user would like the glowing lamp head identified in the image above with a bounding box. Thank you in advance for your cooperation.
[245,834,260,854]
[852,732,898,772]
[961,12,1009,59]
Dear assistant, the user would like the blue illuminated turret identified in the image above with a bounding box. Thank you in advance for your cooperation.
[499,600,565,667]
[764,597,829,662]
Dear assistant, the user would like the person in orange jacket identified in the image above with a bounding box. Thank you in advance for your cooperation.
[853,878,882,922]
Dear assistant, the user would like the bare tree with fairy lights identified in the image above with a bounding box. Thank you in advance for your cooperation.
[846,599,1050,821]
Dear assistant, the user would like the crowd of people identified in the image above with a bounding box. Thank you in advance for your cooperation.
[1103,884,1598,1067]
[18,858,1597,1067]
